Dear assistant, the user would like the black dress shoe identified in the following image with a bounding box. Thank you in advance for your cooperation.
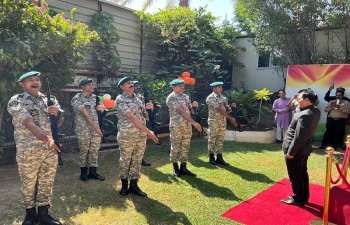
[287,196,308,204]
[287,196,309,204]
[141,159,151,166]
[281,198,304,206]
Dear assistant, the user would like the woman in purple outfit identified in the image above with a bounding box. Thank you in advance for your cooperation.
[273,89,293,142]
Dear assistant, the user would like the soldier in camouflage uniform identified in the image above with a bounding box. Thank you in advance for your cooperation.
[115,77,159,197]
[166,79,202,177]
[206,82,238,166]
[71,78,105,182]
[133,80,153,167]
[8,71,62,225]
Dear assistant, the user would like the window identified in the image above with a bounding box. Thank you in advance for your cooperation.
[258,52,271,68]
[258,50,283,68]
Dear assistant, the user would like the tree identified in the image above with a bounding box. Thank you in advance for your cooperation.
[323,0,350,63]
[112,0,236,10]
[0,0,97,132]
[234,0,350,65]
[135,6,243,83]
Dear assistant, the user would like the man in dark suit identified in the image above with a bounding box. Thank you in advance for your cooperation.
[281,91,321,206]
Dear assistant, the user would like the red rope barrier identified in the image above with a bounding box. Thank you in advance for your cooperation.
[334,162,350,188]
[330,145,350,186]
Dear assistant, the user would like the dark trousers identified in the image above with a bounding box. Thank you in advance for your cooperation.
[321,118,346,147]
[285,154,309,203]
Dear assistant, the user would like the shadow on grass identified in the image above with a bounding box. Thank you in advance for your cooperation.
[52,157,129,224]
[219,165,275,184]
[180,175,241,201]
[142,166,180,184]
[131,197,192,225]
[189,156,220,170]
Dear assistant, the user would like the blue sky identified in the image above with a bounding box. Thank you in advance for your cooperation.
[122,0,235,23]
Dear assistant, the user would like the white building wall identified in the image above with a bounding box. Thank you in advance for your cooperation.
[233,29,347,93]
[232,37,285,92]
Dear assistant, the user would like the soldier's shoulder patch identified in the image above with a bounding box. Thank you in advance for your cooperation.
[115,98,125,105]
[8,100,21,111]
[71,94,81,101]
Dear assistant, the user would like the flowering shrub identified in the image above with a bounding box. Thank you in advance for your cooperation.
[0,0,98,152]
[254,88,274,125]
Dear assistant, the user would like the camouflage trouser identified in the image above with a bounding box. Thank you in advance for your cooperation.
[117,131,147,180]
[170,122,192,163]
[16,148,58,209]
[208,120,227,154]
[77,130,101,167]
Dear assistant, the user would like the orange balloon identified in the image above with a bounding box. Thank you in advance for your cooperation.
[182,71,190,78]
[177,76,184,80]
[103,99,115,109]
[184,77,191,84]
[190,78,196,85]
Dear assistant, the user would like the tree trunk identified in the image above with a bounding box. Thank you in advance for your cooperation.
[179,0,189,7]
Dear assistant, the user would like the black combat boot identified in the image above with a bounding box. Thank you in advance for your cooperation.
[209,153,218,165]
[173,162,181,177]
[216,154,229,166]
[80,167,89,181]
[119,179,129,196]
[129,179,147,197]
[22,207,36,225]
[179,163,197,176]
[141,159,151,166]
[88,167,105,181]
[36,205,61,225]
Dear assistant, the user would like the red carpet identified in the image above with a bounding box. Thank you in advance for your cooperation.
[222,178,327,225]
[329,183,350,225]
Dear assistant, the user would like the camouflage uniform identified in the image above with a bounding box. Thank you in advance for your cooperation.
[115,93,148,180]
[71,92,102,167]
[135,93,145,105]
[7,92,60,209]
[166,92,192,163]
[206,92,230,154]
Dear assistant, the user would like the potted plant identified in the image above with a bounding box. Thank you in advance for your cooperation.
[220,88,276,143]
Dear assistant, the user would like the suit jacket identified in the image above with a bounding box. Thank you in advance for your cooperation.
[282,105,321,156]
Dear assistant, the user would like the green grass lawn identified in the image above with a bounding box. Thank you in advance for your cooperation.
[1,138,346,225]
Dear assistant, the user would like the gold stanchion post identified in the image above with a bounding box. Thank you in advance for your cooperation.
[310,147,336,225]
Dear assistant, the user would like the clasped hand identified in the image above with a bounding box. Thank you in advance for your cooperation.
[47,106,59,116]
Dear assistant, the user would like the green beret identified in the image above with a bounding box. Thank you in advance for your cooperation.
[18,71,41,82]
[170,79,184,87]
[133,80,139,85]
[79,78,93,86]
[117,77,133,87]
[210,81,224,87]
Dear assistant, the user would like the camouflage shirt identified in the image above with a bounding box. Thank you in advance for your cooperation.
[206,92,230,122]
[7,91,60,150]
[166,92,192,128]
[71,92,100,132]
[115,93,147,134]
[135,93,145,105]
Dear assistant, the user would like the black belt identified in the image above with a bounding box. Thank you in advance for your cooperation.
[330,118,343,120]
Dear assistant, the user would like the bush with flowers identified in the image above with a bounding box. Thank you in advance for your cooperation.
[0,0,98,156]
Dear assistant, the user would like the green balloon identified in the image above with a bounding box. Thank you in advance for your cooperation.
[99,96,104,101]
